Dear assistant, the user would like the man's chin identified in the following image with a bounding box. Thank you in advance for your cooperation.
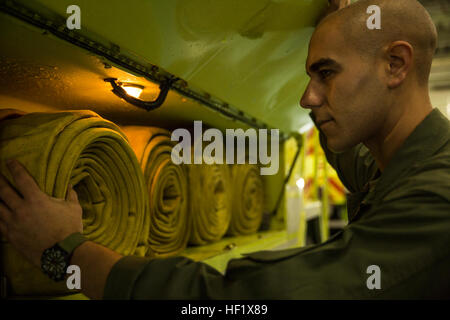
[326,138,353,154]
[328,146,347,154]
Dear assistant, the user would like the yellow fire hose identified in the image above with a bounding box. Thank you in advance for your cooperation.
[188,162,232,245]
[227,165,264,236]
[120,126,190,258]
[0,110,149,295]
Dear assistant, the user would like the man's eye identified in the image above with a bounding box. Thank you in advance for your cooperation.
[319,69,333,79]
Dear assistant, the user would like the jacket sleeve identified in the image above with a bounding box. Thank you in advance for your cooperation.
[103,190,450,299]
[103,255,227,299]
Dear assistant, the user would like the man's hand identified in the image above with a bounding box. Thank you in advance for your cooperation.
[0,159,123,300]
[0,159,83,268]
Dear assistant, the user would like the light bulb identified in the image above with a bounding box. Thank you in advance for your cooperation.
[296,178,305,190]
[120,83,144,99]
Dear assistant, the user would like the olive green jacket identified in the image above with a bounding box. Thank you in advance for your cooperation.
[104,109,450,299]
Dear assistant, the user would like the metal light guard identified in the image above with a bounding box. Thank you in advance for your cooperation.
[104,77,178,111]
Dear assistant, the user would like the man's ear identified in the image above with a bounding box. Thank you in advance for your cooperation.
[385,41,414,88]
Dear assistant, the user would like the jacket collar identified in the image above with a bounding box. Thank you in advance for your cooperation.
[364,108,449,203]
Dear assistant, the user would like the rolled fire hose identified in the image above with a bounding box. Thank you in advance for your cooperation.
[0,110,149,296]
[188,162,232,245]
[120,126,190,258]
[227,165,264,236]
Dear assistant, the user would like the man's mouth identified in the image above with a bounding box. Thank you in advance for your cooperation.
[317,118,334,127]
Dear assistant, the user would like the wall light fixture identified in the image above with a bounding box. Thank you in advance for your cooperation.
[104,77,178,111]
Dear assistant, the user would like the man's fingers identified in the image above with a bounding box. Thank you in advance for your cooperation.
[0,200,12,223]
[339,0,351,9]
[0,173,23,211]
[66,184,79,203]
[0,219,7,238]
[0,201,11,239]
[0,200,12,218]
[6,160,42,200]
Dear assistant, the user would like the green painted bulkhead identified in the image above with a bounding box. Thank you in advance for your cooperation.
[0,0,328,299]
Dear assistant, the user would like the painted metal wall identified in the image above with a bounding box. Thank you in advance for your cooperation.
[20,0,328,134]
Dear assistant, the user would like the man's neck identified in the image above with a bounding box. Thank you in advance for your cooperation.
[364,89,433,172]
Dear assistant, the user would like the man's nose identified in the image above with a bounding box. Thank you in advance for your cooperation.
[300,81,322,109]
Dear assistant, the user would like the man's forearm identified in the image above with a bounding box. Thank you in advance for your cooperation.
[70,241,123,300]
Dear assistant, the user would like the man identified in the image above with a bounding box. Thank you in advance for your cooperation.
[0,0,449,299]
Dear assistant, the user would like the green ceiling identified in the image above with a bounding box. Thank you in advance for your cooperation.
[8,0,328,133]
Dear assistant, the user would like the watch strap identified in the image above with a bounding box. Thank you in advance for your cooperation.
[57,232,89,256]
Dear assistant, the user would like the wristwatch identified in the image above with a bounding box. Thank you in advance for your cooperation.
[41,232,88,282]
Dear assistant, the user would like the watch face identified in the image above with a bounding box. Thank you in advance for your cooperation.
[41,246,69,282]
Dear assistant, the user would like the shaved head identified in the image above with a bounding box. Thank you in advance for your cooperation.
[301,0,437,162]
[317,0,437,86]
